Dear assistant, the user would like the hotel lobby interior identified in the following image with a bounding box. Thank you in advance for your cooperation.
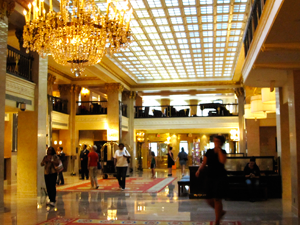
[1,0,300,224]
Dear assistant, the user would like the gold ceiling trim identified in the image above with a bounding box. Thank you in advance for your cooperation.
[132,80,241,88]
[48,66,100,81]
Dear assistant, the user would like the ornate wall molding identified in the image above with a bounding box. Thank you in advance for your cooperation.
[75,115,107,123]
[6,73,35,98]
[105,83,124,93]
[52,111,69,129]
[134,117,239,130]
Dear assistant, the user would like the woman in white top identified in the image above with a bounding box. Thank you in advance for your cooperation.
[114,143,130,190]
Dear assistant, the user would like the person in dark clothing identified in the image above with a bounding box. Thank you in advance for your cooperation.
[195,135,227,225]
[167,146,175,177]
[80,145,90,180]
[41,146,60,207]
[244,157,260,202]
[176,147,188,177]
[57,147,66,185]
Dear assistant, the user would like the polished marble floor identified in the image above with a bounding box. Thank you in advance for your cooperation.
[0,170,299,225]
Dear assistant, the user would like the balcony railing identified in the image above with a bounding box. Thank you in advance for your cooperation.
[135,103,238,118]
[6,45,33,81]
[49,96,68,114]
[243,0,267,57]
[76,101,108,115]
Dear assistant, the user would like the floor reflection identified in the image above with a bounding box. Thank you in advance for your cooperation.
[0,170,299,225]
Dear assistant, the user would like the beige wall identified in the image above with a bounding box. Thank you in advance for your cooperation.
[78,130,107,147]
[260,127,277,157]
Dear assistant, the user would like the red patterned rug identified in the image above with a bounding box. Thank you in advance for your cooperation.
[57,177,176,193]
[37,218,242,225]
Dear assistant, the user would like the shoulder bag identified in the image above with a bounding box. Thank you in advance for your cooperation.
[126,150,131,164]
[55,158,64,173]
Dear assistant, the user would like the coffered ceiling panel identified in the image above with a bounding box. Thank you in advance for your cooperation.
[95,0,250,83]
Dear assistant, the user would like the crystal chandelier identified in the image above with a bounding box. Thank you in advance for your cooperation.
[23,0,132,76]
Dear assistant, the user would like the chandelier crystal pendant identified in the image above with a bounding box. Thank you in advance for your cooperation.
[23,0,133,76]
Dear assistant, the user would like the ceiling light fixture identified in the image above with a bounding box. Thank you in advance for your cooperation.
[250,95,276,114]
[23,0,133,75]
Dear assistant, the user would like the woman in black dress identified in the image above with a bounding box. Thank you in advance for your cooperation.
[195,135,227,225]
[167,147,175,176]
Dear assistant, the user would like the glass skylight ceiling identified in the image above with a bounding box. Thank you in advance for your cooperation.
[95,0,250,82]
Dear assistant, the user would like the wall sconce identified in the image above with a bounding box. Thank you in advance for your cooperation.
[59,141,62,145]
[54,140,58,145]
[136,131,145,142]
[230,129,239,141]
[16,102,26,111]
[81,88,89,97]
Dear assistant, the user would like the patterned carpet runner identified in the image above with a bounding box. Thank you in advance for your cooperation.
[57,177,176,193]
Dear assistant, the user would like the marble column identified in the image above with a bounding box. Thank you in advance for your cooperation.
[160,99,170,116]
[105,83,124,145]
[58,84,80,173]
[0,17,8,211]
[47,74,56,146]
[276,87,291,200]
[17,55,48,197]
[286,71,300,215]
[189,99,198,117]
[122,91,137,170]
[235,88,246,153]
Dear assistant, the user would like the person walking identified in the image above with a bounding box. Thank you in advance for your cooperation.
[88,145,99,189]
[114,143,130,190]
[177,147,188,177]
[56,147,65,185]
[167,147,175,176]
[195,135,227,225]
[80,145,90,180]
[150,151,156,179]
[41,146,60,207]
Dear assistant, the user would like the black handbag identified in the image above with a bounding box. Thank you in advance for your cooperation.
[126,150,131,163]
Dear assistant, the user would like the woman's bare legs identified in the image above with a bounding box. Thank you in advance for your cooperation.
[151,168,155,178]
[214,198,224,225]
[182,165,185,175]
[206,198,225,225]
[168,168,172,175]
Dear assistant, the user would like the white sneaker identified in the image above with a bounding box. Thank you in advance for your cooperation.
[49,202,55,207]
[121,188,125,191]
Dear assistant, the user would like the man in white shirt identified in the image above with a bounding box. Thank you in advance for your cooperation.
[114,143,130,190]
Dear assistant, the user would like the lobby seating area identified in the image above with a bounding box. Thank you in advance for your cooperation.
[187,156,281,200]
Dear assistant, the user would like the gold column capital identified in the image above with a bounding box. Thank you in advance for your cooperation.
[58,84,80,93]
[48,73,56,84]
[105,83,124,93]
[234,87,244,98]
[0,0,15,20]
[122,91,137,100]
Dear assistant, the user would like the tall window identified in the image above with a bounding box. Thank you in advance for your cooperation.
[179,141,189,154]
